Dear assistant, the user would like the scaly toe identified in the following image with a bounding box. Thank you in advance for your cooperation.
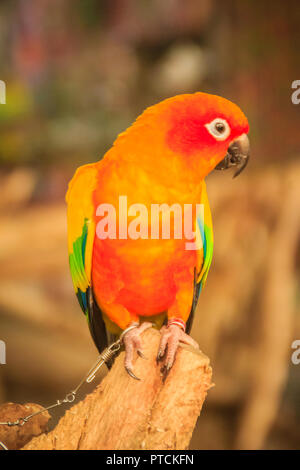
[157,323,198,379]
[137,350,147,359]
[122,322,152,380]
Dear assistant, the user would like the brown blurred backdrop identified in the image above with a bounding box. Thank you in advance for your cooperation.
[0,0,299,449]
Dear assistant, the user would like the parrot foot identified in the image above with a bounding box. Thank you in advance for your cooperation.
[121,321,152,380]
[157,324,199,381]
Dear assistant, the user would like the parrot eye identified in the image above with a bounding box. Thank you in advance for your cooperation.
[205,118,231,141]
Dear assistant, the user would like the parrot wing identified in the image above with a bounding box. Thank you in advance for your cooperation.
[186,181,214,333]
[66,163,110,354]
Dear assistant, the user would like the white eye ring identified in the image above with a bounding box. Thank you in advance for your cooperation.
[205,118,231,141]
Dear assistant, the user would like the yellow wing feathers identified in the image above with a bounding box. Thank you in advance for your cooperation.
[66,164,98,301]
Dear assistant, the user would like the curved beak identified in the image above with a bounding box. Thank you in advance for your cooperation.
[215,133,250,178]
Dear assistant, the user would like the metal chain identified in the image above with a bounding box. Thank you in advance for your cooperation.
[0,337,123,450]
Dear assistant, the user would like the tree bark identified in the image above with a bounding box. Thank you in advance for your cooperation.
[21,328,212,450]
[0,403,50,450]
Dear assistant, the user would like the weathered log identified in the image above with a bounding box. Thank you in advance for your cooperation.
[22,328,212,450]
[0,403,50,450]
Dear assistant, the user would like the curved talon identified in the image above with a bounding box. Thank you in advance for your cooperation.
[161,363,171,383]
[156,346,167,363]
[125,367,141,381]
[137,350,147,360]
[156,352,162,363]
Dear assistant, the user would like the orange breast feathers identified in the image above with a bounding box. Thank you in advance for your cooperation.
[91,154,201,320]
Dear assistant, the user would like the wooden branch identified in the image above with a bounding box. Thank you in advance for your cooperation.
[22,328,212,450]
[0,403,50,450]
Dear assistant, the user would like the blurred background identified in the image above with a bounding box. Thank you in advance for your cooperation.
[0,0,299,450]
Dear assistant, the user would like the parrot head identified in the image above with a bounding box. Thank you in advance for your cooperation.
[163,92,250,178]
[115,92,250,184]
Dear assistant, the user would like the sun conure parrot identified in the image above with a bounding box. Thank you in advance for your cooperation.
[66,92,250,380]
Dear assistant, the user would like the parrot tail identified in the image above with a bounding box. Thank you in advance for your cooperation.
[87,288,119,369]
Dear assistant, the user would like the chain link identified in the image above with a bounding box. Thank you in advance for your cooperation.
[0,338,122,450]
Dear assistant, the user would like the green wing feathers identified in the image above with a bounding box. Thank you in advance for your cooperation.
[66,164,98,316]
[68,218,89,312]
[186,182,213,334]
[196,181,214,292]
